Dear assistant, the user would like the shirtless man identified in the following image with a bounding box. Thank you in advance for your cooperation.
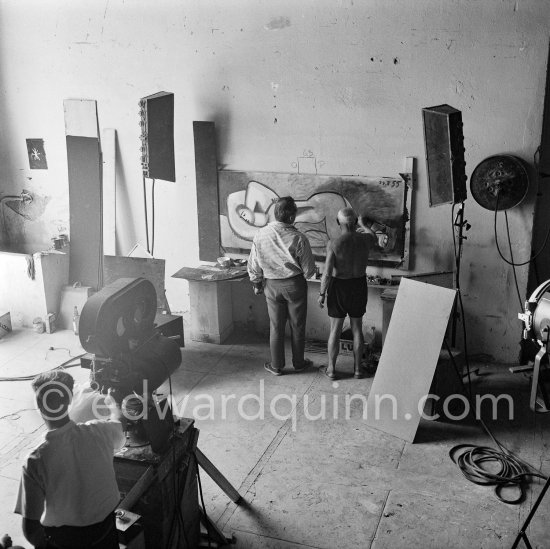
[318,208,388,379]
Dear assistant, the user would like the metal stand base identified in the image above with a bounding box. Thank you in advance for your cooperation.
[512,475,550,548]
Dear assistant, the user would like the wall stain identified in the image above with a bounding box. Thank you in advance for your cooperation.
[265,16,291,31]
[101,0,109,36]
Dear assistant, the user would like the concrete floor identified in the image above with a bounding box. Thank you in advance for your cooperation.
[1,324,549,548]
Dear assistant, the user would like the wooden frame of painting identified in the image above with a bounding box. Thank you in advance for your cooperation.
[215,169,412,269]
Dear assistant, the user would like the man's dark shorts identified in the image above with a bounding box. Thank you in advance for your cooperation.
[327,277,368,318]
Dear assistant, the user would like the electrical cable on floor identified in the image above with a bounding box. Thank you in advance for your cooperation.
[448,205,549,503]
[443,339,548,504]
[0,354,84,382]
[44,346,75,360]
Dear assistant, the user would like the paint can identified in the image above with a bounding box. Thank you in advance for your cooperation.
[33,317,45,334]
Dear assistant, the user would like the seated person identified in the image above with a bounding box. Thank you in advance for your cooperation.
[14,370,125,549]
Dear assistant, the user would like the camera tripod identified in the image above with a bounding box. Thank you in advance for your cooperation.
[192,429,242,546]
[116,419,241,548]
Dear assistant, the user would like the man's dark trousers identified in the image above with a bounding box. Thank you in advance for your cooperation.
[264,274,308,370]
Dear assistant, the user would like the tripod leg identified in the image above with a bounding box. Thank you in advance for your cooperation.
[511,475,550,549]
[196,447,242,503]
[200,508,233,545]
[511,532,534,549]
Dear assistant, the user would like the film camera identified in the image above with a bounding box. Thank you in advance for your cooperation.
[79,277,181,452]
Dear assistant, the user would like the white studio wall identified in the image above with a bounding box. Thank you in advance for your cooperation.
[0,0,548,361]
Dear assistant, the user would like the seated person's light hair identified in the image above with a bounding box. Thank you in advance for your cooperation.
[32,370,74,419]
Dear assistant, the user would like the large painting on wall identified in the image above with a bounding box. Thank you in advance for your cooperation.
[217,170,412,268]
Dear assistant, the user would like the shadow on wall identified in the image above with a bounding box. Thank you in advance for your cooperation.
[114,132,138,255]
[0,191,51,253]
[198,107,232,171]
[411,226,454,273]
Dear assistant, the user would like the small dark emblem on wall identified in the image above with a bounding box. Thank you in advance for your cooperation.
[26,138,48,169]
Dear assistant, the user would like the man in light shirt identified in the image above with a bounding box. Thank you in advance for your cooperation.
[14,370,125,549]
[248,196,316,375]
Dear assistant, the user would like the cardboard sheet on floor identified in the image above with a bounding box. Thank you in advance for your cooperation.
[365,279,456,442]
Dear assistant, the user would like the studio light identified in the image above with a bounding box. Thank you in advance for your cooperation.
[519,279,550,412]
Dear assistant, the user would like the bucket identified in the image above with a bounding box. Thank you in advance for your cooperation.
[0,312,12,339]
[33,317,45,334]
[339,328,374,359]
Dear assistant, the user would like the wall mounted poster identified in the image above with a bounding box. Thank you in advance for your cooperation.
[217,170,412,268]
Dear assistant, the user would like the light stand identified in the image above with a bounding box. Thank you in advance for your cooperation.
[518,278,550,412]
[511,474,550,548]
[451,201,471,346]
[530,327,550,412]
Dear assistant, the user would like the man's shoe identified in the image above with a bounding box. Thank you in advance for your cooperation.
[294,358,313,371]
[264,362,283,376]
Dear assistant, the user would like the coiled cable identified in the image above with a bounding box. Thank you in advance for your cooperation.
[449,436,546,504]
[444,340,548,504]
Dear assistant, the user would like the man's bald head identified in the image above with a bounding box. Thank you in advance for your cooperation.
[337,207,358,227]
